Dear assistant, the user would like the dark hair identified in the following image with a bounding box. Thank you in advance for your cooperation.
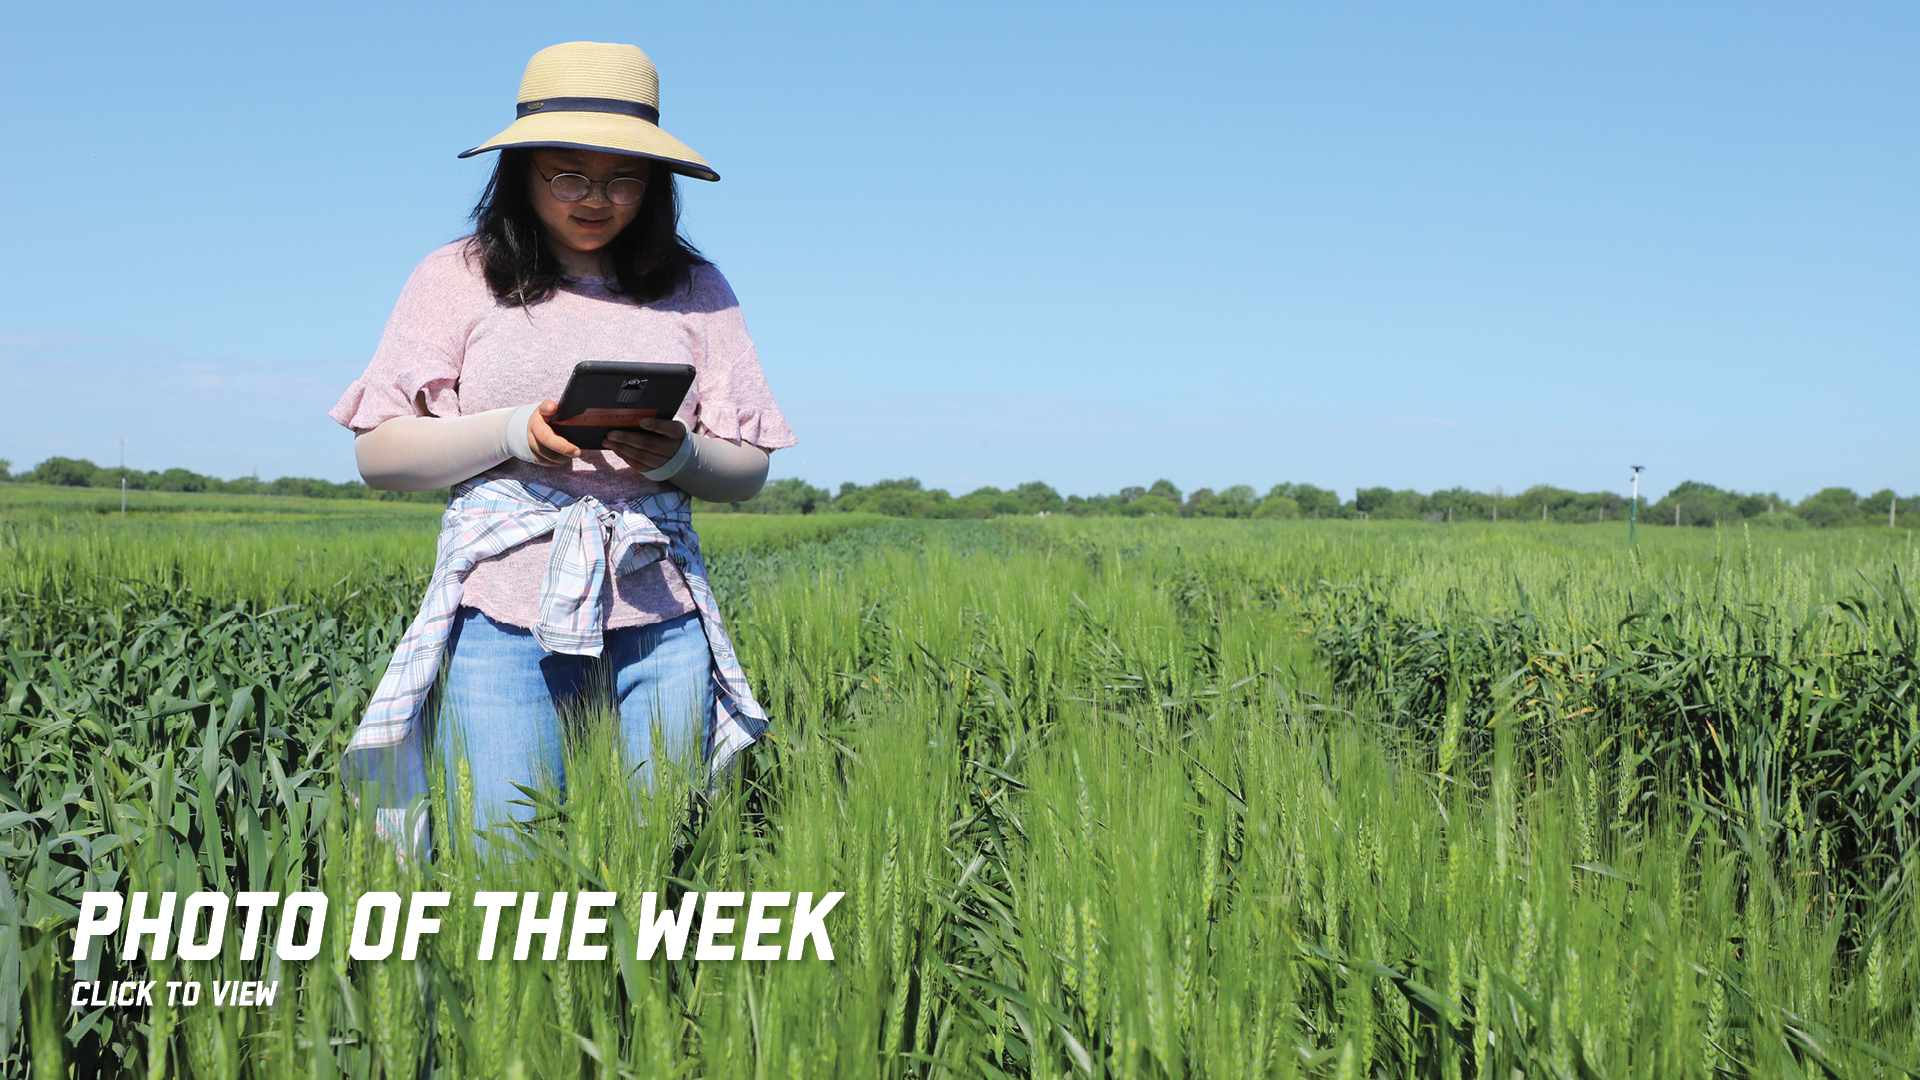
[468,147,708,307]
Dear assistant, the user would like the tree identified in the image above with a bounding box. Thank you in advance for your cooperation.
[1188,485,1258,518]
[267,476,345,499]
[29,457,98,487]
[1511,485,1578,522]
[1424,487,1490,522]
[760,478,831,514]
[1222,484,1259,515]
[833,478,957,517]
[1267,483,1340,518]
[1354,487,1393,514]
[1116,494,1181,517]
[1013,481,1064,514]
[1145,479,1182,504]
[1648,481,1749,527]
[1861,489,1910,526]
[1253,495,1300,519]
[954,487,1026,518]
[1355,487,1423,519]
[1797,488,1860,528]
[700,477,829,514]
[1064,493,1120,516]
[156,467,211,493]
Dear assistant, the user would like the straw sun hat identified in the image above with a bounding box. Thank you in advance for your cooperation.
[460,41,718,182]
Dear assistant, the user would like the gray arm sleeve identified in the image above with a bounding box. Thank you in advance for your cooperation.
[352,405,539,491]
[645,434,771,503]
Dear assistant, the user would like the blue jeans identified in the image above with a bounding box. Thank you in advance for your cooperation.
[436,606,713,843]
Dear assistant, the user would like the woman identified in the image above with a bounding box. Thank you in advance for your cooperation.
[329,42,794,854]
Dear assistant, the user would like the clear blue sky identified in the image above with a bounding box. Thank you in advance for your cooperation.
[2,1,1913,502]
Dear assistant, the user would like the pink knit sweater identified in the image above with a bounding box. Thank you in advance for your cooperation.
[330,241,796,629]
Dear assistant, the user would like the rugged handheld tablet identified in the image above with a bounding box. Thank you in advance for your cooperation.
[549,361,696,451]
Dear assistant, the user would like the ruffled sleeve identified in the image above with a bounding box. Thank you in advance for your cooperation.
[329,243,480,432]
[684,265,798,451]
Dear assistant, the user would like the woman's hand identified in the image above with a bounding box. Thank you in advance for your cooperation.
[527,401,583,466]
[604,417,688,472]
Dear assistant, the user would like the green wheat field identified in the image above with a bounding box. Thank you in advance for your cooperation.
[4,485,1918,1078]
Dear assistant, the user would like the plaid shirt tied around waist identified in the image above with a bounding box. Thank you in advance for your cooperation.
[343,477,769,821]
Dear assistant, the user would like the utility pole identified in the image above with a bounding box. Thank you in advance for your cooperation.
[1629,467,1643,546]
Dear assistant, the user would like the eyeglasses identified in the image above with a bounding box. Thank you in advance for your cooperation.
[536,168,647,206]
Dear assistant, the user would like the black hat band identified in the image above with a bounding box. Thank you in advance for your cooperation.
[516,97,661,124]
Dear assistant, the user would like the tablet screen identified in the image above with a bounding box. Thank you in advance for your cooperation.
[551,361,696,451]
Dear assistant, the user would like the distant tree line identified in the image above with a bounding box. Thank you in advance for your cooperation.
[4,456,1912,527]
[0,456,446,503]
[705,476,1918,528]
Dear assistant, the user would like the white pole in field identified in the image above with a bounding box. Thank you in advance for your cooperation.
[1629,467,1643,545]
[119,437,127,516]
[1894,496,1900,528]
